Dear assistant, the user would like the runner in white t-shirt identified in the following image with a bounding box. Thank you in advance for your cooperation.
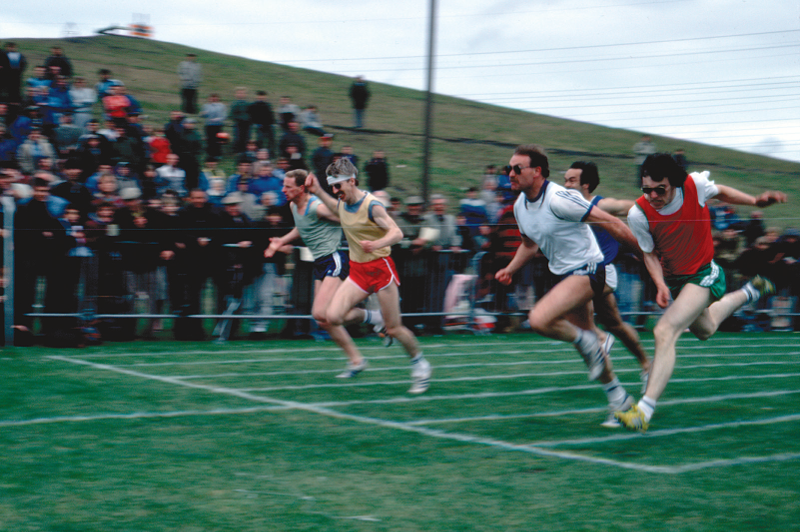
[495,145,644,425]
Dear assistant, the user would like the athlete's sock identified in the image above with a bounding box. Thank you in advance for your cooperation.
[741,283,760,305]
[602,377,628,406]
[638,396,657,422]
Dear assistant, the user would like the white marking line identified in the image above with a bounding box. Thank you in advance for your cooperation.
[43,355,682,474]
[407,389,800,426]
[100,349,800,369]
[175,359,800,384]
[532,412,800,447]
[0,406,291,428]
[64,339,800,360]
[45,356,800,474]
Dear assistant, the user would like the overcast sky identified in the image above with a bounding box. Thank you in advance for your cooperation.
[4,0,800,162]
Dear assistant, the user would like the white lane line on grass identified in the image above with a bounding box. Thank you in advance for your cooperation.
[409,389,800,426]
[46,355,678,474]
[91,349,800,370]
[0,405,292,428]
[175,359,800,383]
[532,412,800,447]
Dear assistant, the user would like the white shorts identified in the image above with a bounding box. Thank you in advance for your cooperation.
[605,263,618,292]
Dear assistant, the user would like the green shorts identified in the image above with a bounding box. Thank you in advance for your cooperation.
[666,261,727,302]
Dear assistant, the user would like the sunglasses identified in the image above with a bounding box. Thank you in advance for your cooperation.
[641,185,669,196]
[503,164,531,175]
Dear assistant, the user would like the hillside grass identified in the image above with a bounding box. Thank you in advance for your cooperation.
[15,35,800,226]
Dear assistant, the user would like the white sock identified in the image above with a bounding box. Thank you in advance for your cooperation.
[602,377,627,406]
[638,396,657,422]
[363,309,377,325]
[742,283,760,305]
[411,353,424,364]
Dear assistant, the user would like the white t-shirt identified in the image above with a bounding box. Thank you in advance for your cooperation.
[513,180,604,275]
[627,171,719,253]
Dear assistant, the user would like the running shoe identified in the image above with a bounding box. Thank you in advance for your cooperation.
[602,393,634,428]
[408,357,432,394]
[614,403,649,433]
[336,359,368,378]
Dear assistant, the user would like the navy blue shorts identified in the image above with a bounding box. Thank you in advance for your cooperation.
[555,262,606,299]
[312,250,349,281]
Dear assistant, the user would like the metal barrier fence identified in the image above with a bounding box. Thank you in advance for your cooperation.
[4,229,798,346]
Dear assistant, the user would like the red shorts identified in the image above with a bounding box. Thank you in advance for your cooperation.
[348,256,401,294]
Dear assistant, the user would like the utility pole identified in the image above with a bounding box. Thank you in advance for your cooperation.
[421,0,437,203]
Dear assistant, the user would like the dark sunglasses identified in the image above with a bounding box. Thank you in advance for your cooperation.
[503,164,531,175]
[641,185,668,196]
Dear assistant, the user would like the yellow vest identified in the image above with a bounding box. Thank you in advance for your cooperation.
[338,192,391,263]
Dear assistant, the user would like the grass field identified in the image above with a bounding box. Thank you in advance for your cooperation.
[2,332,799,531]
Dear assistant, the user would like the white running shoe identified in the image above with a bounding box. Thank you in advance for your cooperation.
[336,360,368,378]
[602,394,634,428]
[408,357,432,394]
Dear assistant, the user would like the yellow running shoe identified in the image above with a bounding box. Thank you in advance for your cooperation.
[614,403,649,433]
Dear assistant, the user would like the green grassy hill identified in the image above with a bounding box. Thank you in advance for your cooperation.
[16,35,800,226]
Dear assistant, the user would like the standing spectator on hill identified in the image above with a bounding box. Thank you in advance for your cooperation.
[340,145,359,168]
[277,96,300,133]
[249,90,275,155]
[365,149,389,192]
[615,153,787,432]
[349,76,370,129]
[53,112,83,156]
[3,42,27,107]
[632,134,657,186]
[230,87,251,154]
[68,76,96,130]
[147,126,172,166]
[44,46,72,81]
[26,66,51,93]
[177,53,202,114]
[102,84,131,124]
[200,93,227,159]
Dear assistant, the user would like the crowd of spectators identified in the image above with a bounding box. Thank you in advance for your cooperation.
[0,43,796,345]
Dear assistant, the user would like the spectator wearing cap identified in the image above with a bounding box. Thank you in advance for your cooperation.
[177,53,202,115]
[113,185,171,339]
